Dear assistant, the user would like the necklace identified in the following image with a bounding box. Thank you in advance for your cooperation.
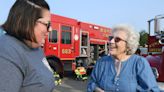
[115,60,122,77]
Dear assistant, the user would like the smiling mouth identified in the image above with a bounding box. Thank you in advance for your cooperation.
[109,45,117,48]
[109,45,119,51]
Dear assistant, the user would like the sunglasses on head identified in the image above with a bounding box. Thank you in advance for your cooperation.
[37,21,51,31]
[109,36,127,43]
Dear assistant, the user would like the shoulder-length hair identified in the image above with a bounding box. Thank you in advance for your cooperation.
[112,24,140,55]
[2,0,50,42]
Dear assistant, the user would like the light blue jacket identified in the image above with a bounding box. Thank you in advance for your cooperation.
[87,55,160,92]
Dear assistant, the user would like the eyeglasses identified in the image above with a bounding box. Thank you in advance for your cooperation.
[109,36,127,43]
[37,21,51,31]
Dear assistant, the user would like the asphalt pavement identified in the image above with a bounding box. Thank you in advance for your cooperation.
[55,76,164,92]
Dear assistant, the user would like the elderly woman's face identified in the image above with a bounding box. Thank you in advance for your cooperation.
[109,30,127,56]
[33,9,51,48]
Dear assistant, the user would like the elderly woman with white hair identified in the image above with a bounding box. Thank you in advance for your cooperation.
[87,24,159,92]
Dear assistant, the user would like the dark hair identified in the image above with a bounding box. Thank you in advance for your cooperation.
[2,0,50,42]
[135,48,141,55]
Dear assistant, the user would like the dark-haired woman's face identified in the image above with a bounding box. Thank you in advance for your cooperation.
[33,9,51,48]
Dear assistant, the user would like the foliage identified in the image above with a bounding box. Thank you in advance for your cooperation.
[139,30,148,47]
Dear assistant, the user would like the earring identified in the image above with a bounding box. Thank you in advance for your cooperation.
[126,49,130,55]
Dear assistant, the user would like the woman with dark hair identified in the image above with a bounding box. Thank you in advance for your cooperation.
[0,0,55,92]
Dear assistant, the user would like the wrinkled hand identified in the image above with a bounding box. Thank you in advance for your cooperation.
[95,87,104,92]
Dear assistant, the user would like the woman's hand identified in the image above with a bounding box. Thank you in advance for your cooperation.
[94,87,104,92]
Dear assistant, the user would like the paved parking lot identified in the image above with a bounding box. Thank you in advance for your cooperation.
[55,77,87,92]
[158,82,164,92]
[55,76,164,92]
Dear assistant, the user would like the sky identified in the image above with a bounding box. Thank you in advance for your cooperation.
[0,0,164,32]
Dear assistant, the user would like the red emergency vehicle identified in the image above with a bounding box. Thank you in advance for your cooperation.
[44,14,111,77]
[146,14,164,81]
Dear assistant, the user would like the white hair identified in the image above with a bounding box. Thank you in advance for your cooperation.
[112,24,140,54]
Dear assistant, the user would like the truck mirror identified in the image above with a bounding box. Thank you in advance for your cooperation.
[159,37,164,44]
[151,67,159,79]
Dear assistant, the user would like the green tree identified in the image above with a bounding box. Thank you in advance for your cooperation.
[139,30,148,47]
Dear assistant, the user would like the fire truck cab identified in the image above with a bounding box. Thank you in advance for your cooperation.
[44,14,111,77]
[147,14,164,81]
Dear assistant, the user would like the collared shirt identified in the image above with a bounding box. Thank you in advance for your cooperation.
[87,55,160,92]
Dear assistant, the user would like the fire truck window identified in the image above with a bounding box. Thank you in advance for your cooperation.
[49,30,57,43]
[62,31,71,44]
[82,35,88,46]
[61,25,72,31]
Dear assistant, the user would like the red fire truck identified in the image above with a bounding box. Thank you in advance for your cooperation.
[44,14,111,77]
[147,14,164,81]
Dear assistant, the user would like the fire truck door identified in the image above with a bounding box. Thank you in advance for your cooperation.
[80,31,89,56]
[60,25,74,59]
[46,28,59,56]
